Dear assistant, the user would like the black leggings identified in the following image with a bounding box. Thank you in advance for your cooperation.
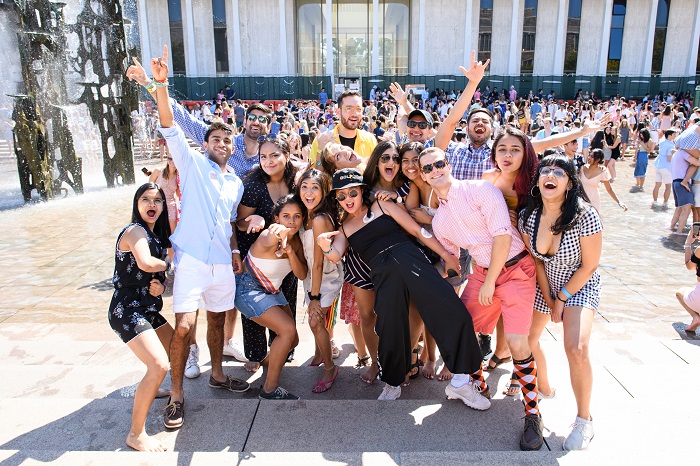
[368,242,482,386]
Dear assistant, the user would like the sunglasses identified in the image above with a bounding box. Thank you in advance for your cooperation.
[379,154,400,164]
[257,135,278,144]
[407,121,429,129]
[421,159,447,174]
[247,114,269,124]
[539,167,568,178]
[336,189,360,202]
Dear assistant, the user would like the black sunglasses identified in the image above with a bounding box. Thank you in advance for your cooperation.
[407,121,429,129]
[379,154,400,164]
[247,114,269,124]
[421,159,447,174]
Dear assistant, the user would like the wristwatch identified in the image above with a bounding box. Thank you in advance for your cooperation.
[307,292,321,301]
[231,249,241,255]
[395,195,403,204]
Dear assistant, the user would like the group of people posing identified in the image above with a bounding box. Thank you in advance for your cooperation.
[116,47,692,454]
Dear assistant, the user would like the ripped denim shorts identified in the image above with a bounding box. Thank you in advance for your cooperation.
[234,271,288,319]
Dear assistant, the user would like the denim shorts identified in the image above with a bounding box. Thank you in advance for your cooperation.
[672,180,694,207]
[234,271,288,319]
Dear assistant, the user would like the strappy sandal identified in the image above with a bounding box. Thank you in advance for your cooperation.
[312,365,339,393]
[409,348,421,380]
[503,374,521,396]
[354,356,371,369]
[484,354,512,372]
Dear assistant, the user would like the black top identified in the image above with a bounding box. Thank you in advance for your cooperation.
[339,134,357,150]
[346,212,411,264]
[238,176,277,257]
[691,250,700,277]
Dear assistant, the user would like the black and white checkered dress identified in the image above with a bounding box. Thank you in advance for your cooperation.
[519,205,603,314]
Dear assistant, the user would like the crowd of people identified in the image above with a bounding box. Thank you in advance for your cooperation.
[112,47,700,453]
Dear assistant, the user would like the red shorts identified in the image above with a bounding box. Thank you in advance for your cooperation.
[460,254,536,335]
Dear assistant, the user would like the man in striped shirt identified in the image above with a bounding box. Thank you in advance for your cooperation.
[419,146,544,452]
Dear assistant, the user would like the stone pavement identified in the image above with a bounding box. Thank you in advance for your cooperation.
[0,157,698,465]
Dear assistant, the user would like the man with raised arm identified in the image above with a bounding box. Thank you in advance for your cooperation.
[149,46,249,430]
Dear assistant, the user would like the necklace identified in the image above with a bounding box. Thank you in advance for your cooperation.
[363,211,374,224]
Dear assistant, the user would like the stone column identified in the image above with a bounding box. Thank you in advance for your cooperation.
[137,0,151,65]
[278,0,288,74]
[619,0,658,76]
[553,0,568,74]
[417,0,426,73]
[508,0,520,74]
[597,0,613,75]
[662,0,700,76]
[463,0,474,66]
[228,0,243,74]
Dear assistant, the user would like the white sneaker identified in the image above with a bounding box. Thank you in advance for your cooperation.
[184,344,200,379]
[330,339,340,359]
[223,339,248,362]
[377,383,401,400]
[445,382,491,410]
[563,416,594,451]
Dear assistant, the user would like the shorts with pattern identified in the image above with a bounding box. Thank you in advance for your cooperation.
[108,298,167,344]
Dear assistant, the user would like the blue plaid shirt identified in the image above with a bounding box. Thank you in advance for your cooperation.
[447,141,494,181]
[227,135,260,178]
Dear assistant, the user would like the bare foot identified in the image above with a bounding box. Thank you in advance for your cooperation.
[244,361,261,372]
[422,360,436,380]
[686,317,700,332]
[437,364,453,381]
[126,432,167,452]
[360,362,379,384]
[155,387,171,399]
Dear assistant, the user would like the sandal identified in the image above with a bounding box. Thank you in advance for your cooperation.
[409,348,421,380]
[484,354,512,372]
[503,374,521,396]
[354,356,371,369]
[538,388,556,399]
[312,365,339,393]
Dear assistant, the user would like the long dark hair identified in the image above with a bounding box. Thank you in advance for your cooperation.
[521,155,590,235]
[491,126,538,211]
[363,140,405,190]
[244,135,297,191]
[131,182,172,248]
[295,169,336,227]
[271,193,308,226]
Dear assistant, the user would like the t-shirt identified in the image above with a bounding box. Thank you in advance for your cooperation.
[655,139,674,171]
[373,126,385,138]
[234,105,245,122]
[671,149,695,180]
[319,92,328,105]
[339,134,357,150]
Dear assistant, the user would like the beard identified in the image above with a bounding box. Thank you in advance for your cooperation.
[340,113,359,130]
[468,128,492,146]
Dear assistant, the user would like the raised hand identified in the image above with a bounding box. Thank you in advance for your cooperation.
[150,45,169,82]
[126,57,150,86]
[245,214,265,234]
[389,82,409,105]
[459,50,490,84]
[583,113,612,133]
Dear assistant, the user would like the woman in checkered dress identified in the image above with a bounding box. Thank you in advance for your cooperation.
[518,155,602,451]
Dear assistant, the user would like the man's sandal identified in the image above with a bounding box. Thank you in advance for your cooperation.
[484,354,512,372]
[503,374,521,396]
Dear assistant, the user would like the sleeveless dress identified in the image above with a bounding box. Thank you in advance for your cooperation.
[300,217,344,309]
[580,167,611,211]
[155,171,180,222]
[108,223,167,343]
[346,209,482,386]
[519,205,603,314]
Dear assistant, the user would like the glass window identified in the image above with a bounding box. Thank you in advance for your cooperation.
[297,0,326,75]
[607,0,626,74]
[333,0,370,76]
[380,0,409,75]
[478,0,493,64]
[212,0,228,73]
[168,0,186,75]
[651,0,670,75]
[564,0,581,73]
[521,0,537,73]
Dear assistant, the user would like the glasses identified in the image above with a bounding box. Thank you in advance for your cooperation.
[379,154,400,164]
[421,159,447,174]
[247,114,269,124]
[341,106,363,114]
[407,121,429,129]
[257,135,279,144]
[336,189,360,202]
[539,167,568,178]
[140,196,164,206]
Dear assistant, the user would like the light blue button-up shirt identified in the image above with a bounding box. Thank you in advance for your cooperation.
[160,125,244,265]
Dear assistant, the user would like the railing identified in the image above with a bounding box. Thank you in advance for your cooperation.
[168,76,333,102]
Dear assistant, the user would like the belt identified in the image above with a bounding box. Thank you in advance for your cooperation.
[482,250,529,271]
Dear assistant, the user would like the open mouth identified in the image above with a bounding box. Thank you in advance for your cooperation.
[384,166,395,178]
[146,209,157,218]
[304,195,317,206]
[543,181,557,189]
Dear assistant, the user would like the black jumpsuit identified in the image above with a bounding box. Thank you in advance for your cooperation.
[346,211,483,386]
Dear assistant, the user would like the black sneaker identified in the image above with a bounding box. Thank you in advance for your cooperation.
[520,414,544,451]
[259,386,300,400]
[478,333,492,360]
[209,375,250,393]
[163,398,184,429]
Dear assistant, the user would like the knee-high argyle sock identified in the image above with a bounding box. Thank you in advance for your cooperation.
[513,354,539,416]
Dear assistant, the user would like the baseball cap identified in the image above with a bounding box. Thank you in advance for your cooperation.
[332,169,365,190]
[408,109,434,125]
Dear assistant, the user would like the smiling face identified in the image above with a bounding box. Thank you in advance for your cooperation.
[137,188,164,227]
[326,143,361,169]
[299,178,323,211]
[401,149,420,181]
[203,129,233,166]
[538,165,571,201]
[273,203,304,235]
[407,115,431,143]
[259,141,288,178]
[494,134,524,175]
[338,95,363,131]
[419,150,451,189]
[378,146,400,183]
[244,109,270,139]
[335,186,363,215]
[467,113,493,146]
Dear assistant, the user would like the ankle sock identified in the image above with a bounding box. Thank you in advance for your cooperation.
[513,354,539,416]
[450,373,470,387]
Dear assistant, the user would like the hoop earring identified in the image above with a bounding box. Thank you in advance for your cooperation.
[530,185,540,197]
[565,189,569,200]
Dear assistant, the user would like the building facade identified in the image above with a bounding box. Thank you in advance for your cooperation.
[136,0,700,97]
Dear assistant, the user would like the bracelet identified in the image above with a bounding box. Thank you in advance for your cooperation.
[154,77,168,84]
[231,249,241,255]
[322,245,333,255]
[153,80,169,88]
[307,291,321,301]
[557,295,567,303]
[560,286,573,299]
[685,245,692,249]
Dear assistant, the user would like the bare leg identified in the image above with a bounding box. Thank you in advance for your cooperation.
[528,310,553,396]
[126,329,171,452]
[354,286,379,383]
[252,306,298,393]
[309,306,335,384]
[676,205,692,234]
[491,316,511,363]
[608,158,616,179]
[348,323,368,360]
[422,328,437,380]
[169,312,197,403]
[563,306,595,420]
[405,300,423,382]
[188,310,198,346]
[663,184,671,204]
[652,182,662,203]
[676,288,700,332]
[207,311,227,382]
[223,308,239,345]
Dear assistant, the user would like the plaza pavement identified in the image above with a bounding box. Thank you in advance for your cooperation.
[0,156,698,465]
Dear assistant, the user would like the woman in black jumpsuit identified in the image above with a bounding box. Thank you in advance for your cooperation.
[317,169,482,398]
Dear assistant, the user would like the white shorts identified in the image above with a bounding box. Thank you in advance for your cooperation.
[655,167,672,184]
[693,183,700,207]
[172,251,236,314]
[650,131,659,144]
